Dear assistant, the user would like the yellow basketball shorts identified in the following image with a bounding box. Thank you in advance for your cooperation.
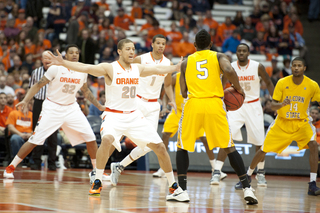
[178,97,234,152]
[262,116,316,153]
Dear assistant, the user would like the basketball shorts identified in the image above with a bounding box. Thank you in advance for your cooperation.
[100,109,162,152]
[262,116,316,153]
[28,100,96,146]
[227,101,265,146]
[137,98,160,130]
[178,97,234,152]
[163,109,205,138]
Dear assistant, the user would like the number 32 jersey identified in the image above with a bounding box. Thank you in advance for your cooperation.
[231,59,260,102]
[44,65,87,105]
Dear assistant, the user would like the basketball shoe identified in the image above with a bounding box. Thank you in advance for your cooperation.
[166,182,190,202]
[110,162,124,186]
[153,168,165,178]
[3,165,15,179]
[243,187,258,205]
[89,169,96,185]
[210,170,221,185]
[256,169,267,187]
[235,175,251,190]
[308,181,320,196]
[89,179,102,196]
[102,173,110,181]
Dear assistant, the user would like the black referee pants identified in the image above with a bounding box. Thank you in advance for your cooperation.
[31,99,58,167]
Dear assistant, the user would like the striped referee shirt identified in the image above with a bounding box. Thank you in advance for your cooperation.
[29,66,48,100]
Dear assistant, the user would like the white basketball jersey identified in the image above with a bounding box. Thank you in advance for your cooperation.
[137,52,171,99]
[44,65,87,105]
[231,59,260,102]
[105,61,140,111]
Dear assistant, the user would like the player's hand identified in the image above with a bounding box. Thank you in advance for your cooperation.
[233,86,246,100]
[98,104,106,112]
[15,101,29,116]
[168,102,177,114]
[44,49,64,67]
[281,98,290,107]
[175,56,183,71]
[160,108,170,117]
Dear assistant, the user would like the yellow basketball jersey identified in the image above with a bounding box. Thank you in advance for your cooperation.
[174,72,184,111]
[185,50,223,99]
[273,76,320,120]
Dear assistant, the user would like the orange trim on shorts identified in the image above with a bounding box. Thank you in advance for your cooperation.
[137,94,158,102]
[46,98,74,106]
[105,107,135,114]
[245,98,259,104]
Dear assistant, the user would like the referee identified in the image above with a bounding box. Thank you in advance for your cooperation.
[29,51,57,171]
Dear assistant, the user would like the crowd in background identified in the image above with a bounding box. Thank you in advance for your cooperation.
[0,0,319,168]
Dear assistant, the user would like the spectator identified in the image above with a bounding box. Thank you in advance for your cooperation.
[222,30,241,53]
[71,0,85,18]
[284,13,303,36]
[131,0,143,19]
[90,24,100,42]
[240,16,257,42]
[167,0,182,21]
[99,17,115,33]
[34,59,42,69]
[174,31,196,57]
[233,11,245,27]
[76,90,89,116]
[266,25,280,59]
[6,74,19,91]
[66,12,88,45]
[2,48,17,71]
[217,16,237,43]
[196,16,210,32]
[12,70,21,87]
[4,18,20,39]
[228,0,243,5]
[282,58,291,77]
[166,22,183,44]
[46,0,66,39]
[259,0,270,15]
[91,76,105,99]
[269,5,283,31]
[255,14,271,33]
[277,29,294,57]
[209,28,222,48]
[21,53,33,75]
[147,20,166,42]
[96,0,109,11]
[99,46,115,63]
[203,10,219,31]
[109,0,123,17]
[260,80,270,104]
[250,5,262,27]
[279,1,288,17]
[16,30,26,47]
[76,29,96,64]
[265,56,279,77]
[4,0,15,15]
[7,55,21,74]
[14,9,26,30]
[189,26,199,43]
[6,93,14,109]
[89,90,106,116]
[24,38,36,55]
[308,0,320,22]
[116,29,127,43]
[190,0,210,15]
[310,106,320,145]
[270,68,281,86]
[6,99,33,157]
[288,22,308,65]
[25,0,44,27]
[114,8,136,31]
[139,14,154,33]
[34,31,52,60]
[0,92,12,136]
[0,76,14,95]
[142,0,154,16]
[24,16,38,39]
[13,88,26,107]
[283,5,297,26]
[263,99,275,126]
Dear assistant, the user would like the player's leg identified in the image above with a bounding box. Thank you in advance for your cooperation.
[152,132,172,177]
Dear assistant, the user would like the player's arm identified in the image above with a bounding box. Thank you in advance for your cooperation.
[133,56,141,64]
[271,99,290,111]
[16,76,50,115]
[80,83,106,111]
[164,62,176,113]
[45,50,113,78]
[217,53,244,97]
[139,57,183,77]
[258,63,274,97]
[180,59,188,98]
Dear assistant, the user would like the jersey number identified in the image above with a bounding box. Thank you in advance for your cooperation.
[150,76,156,86]
[62,84,76,94]
[122,86,136,98]
[240,82,251,91]
[289,103,298,111]
[196,60,208,80]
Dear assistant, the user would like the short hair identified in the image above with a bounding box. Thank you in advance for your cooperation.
[117,39,134,50]
[0,92,6,96]
[292,57,306,66]
[152,34,166,43]
[237,43,250,51]
[65,44,79,53]
[99,90,105,98]
[195,29,211,50]
[310,106,319,112]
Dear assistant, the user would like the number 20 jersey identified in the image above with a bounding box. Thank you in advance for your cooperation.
[105,61,140,111]
[44,65,88,105]
[231,59,260,102]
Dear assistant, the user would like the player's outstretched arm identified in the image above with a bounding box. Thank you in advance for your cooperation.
[164,67,177,113]
[80,83,106,111]
[258,63,274,97]
[16,76,50,115]
[139,56,183,77]
[217,53,245,97]
[180,59,188,98]
[45,50,112,77]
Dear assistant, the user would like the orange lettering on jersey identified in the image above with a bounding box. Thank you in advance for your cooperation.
[239,75,255,81]
[60,77,81,84]
[158,74,166,76]
[116,78,139,85]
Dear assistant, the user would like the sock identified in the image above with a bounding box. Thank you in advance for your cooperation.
[10,155,23,168]
[120,155,134,168]
[91,159,96,169]
[227,150,250,188]
[215,160,224,172]
[257,161,265,171]
[311,173,317,182]
[210,159,215,171]
[247,167,255,176]
[95,169,104,182]
[165,171,175,187]
[176,149,189,190]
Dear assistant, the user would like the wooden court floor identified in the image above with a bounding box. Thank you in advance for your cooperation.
[0,168,319,213]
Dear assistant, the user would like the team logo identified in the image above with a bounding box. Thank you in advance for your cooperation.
[304,87,306,90]
[285,86,289,89]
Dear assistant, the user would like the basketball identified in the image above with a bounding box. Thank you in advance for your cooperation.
[224,87,244,111]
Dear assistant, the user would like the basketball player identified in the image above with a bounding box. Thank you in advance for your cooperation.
[174,29,258,204]
[3,45,103,179]
[245,57,320,196]
[44,39,189,202]
[211,43,274,188]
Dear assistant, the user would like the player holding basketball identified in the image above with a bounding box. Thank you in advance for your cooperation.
[3,46,103,179]
[211,43,274,188]
[174,29,258,204]
[245,57,320,196]
[45,39,189,202]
